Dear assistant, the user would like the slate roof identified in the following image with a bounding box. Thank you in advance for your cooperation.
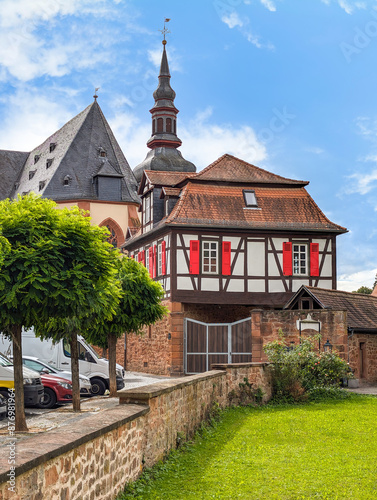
[0,150,29,199]
[164,183,347,232]
[14,101,139,204]
[285,286,377,331]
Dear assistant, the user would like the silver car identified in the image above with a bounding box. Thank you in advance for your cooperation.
[20,356,92,395]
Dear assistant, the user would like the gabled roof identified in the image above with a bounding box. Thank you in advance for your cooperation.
[193,154,309,186]
[0,150,29,199]
[285,285,377,331]
[14,101,139,204]
[164,183,347,232]
[161,187,181,198]
[138,169,196,195]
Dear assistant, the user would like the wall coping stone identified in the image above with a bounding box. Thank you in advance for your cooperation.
[211,362,270,369]
[118,370,224,403]
[0,403,148,485]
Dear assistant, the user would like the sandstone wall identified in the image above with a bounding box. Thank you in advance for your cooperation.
[0,363,271,500]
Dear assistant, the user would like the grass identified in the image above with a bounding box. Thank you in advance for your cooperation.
[118,394,377,500]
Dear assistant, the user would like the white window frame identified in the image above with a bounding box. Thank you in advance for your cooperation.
[202,241,218,274]
[158,243,163,276]
[144,195,151,224]
[293,243,308,276]
[145,248,150,273]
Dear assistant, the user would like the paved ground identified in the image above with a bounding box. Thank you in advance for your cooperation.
[0,371,168,437]
[347,386,377,395]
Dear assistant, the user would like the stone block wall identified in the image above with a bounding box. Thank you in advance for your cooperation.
[348,333,377,383]
[0,364,271,500]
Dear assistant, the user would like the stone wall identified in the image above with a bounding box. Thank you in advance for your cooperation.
[348,333,377,383]
[0,364,271,500]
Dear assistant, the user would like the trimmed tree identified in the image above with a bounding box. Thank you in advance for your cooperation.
[85,256,168,396]
[0,194,120,430]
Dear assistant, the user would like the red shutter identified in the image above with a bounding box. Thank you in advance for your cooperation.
[283,242,292,276]
[137,251,142,263]
[149,248,153,277]
[222,241,231,275]
[190,240,200,274]
[310,243,319,276]
[153,245,157,278]
[140,250,145,267]
[161,241,166,275]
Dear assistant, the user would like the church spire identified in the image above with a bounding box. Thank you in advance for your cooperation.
[147,39,181,150]
[132,23,196,183]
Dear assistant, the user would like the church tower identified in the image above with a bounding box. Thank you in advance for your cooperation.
[133,39,196,183]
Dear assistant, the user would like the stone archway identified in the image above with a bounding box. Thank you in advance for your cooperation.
[99,218,124,248]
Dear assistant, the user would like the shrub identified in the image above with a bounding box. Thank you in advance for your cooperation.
[263,334,351,402]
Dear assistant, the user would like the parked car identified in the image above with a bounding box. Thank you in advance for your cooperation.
[37,373,73,409]
[0,330,125,395]
[18,356,92,395]
[0,353,44,407]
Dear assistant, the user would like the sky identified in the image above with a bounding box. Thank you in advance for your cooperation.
[0,0,376,292]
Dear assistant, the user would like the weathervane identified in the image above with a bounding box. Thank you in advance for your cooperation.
[93,87,100,101]
[159,18,171,45]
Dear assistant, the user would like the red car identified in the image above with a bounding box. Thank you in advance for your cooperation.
[37,374,73,409]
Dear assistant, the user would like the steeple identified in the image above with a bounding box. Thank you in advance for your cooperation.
[133,35,196,183]
[147,40,181,150]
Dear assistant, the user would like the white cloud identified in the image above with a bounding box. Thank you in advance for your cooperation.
[305,146,325,154]
[348,169,377,195]
[338,267,377,292]
[0,87,74,151]
[222,12,244,29]
[147,46,182,73]
[0,0,126,82]
[320,0,366,13]
[220,11,275,50]
[260,0,277,12]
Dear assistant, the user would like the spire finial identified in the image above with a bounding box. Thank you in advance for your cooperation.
[159,18,170,45]
[93,87,100,101]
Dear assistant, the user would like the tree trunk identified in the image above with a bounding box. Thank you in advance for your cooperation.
[12,324,28,432]
[108,333,118,397]
[70,331,81,412]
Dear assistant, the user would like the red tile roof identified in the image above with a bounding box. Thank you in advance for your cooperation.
[193,154,308,185]
[161,187,181,197]
[165,183,347,232]
[144,170,196,187]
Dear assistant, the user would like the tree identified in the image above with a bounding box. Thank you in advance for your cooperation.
[85,256,168,396]
[0,194,120,430]
[352,286,372,295]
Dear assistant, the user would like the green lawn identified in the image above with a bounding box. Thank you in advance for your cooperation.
[118,395,377,500]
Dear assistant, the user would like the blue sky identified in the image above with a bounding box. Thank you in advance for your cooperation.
[0,0,376,291]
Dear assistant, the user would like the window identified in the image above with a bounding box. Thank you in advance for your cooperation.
[243,190,258,207]
[166,118,172,132]
[105,225,118,248]
[165,198,169,216]
[293,243,307,275]
[29,170,36,180]
[144,195,151,224]
[39,181,46,191]
[49,143,56,153]
[202,241,218,274]
[158,244,162,276]
[63,175,71,186]
[34,155,40,164]
[145,248,150,273]
[157,118,163,133]
[46,159,53,169]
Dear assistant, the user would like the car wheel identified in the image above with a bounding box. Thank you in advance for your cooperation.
[37,388,57,409]
[0,390,9,401]
[90,378,106,396]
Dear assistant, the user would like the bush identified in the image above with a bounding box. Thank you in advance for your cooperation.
[264,334,351,402]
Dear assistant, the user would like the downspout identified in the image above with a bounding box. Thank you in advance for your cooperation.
[347,326,354,364]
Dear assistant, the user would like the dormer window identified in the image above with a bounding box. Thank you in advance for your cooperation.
[14,182,19,191]
[39,181,46,191]
[34,155,40,164]
[63,175,72,186]
[99,148,106,158]
[49,143,56,153]
[29,170,36,180]
[144,195,151,224]
[46,159,53,169]
[243,190,258,208]
[165,198,169,216]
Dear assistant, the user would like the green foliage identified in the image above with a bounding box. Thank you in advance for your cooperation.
[0,193,120,337]
[228,377,265,406]
[307,386,352,402]
[352,286,372,294]
[117,396,377,499]
[263,335,351,402]
[84,256,168,348]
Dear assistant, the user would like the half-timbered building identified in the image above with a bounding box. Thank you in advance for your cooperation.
[123,153,347,375]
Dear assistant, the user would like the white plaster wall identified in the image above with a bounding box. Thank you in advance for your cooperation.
[201,278,220,292]
[248,279,266,293]
[226,279,244,292]
[177,277,194,290]
[268,280,287,293]
[247,242,265,276]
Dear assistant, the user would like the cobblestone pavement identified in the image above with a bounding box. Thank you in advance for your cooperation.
[0,371,169,438]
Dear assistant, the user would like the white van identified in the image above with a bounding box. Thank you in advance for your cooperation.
[0,330,125,396]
